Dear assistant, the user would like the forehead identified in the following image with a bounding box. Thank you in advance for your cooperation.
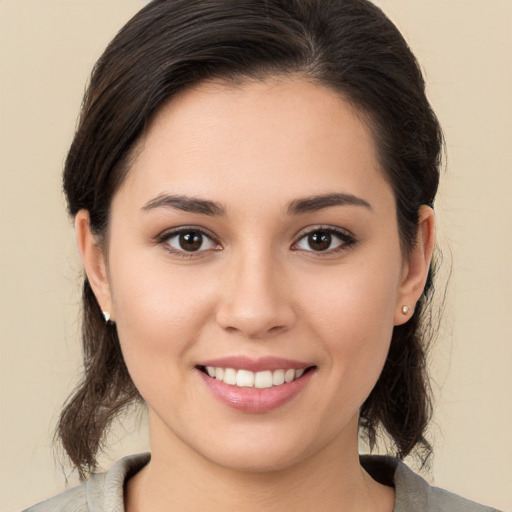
[116,77,393,214]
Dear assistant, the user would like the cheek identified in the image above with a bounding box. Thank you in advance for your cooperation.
[298,253,401,388]
[301,254,400,337]
[108,252,217,382]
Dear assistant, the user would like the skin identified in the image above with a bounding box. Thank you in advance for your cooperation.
[76,77,435,512]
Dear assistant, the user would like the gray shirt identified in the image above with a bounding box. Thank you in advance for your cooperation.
[22,453,501,512]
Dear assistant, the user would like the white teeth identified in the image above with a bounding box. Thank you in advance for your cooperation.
[284,369,295,383]
[204,366,309,388]
[272,369,285,386]
[254,370,273,389]
[236,369,254,387]
[223,368,237,385]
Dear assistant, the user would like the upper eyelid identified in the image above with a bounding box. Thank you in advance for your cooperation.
[293,225,355,241]
[157,225,219,243]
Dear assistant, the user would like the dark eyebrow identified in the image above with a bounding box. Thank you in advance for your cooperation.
[141,194,226,216]
[287,193,372,215]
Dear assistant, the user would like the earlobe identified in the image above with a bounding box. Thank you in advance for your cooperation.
[75,210,113,320]
[394,206,435,325]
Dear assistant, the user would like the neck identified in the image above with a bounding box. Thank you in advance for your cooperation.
[125,415,394,512]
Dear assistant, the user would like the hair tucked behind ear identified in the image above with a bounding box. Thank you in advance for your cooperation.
[59,0,443,477]
[360,262,438,464]
[56,280,140,479]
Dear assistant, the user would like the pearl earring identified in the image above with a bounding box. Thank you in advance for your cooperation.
[102,311,111,322]
[401,305,412,315]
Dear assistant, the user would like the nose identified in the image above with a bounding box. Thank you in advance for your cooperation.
[216,250,296,339]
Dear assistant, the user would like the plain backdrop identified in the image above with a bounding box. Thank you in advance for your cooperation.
[1,1,511,510]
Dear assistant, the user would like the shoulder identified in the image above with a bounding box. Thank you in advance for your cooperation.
[20,482,88,512]
[361,455,502,512]
[393,460,500,512]
[20,453,150,512]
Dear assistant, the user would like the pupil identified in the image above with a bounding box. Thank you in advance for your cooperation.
[179,231,202,251]
[309,231,331,251]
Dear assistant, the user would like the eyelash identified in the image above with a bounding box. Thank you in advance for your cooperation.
[292,226,357,255]
[156,225,357,258]
[156,227,221,259]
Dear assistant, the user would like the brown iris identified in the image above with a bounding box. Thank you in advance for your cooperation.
[307,230,332,251]
[179,231,203,251]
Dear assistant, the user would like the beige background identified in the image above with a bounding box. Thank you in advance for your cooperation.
[1,0,511,510]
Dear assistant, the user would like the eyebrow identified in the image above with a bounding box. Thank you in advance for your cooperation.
[141,192,371,216]
[141,194,226,216]
[287,193,372,215]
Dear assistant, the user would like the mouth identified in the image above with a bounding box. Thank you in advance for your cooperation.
[197,365,316,389]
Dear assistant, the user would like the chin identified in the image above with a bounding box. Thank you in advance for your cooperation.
[184,420,347,475]
[202,443,309,474]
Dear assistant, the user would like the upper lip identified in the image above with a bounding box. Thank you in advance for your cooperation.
[197,356,313,372]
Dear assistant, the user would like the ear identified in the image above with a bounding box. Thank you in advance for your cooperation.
[394,206,435,325]
[75,210,114,321]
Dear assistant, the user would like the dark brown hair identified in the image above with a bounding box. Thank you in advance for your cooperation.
[58,0,443,478]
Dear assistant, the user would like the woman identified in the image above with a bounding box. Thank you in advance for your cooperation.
[22,0,501,510]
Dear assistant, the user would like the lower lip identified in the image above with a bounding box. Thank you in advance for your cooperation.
[197,369,314,413]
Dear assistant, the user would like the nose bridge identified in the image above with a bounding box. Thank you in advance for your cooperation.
[216,243,295,338]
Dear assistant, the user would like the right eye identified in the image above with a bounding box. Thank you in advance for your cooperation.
[160,228,221,255]
[292,226,356,254]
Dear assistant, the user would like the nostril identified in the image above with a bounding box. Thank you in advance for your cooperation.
[216,282,296,338]
[268,325,286,333]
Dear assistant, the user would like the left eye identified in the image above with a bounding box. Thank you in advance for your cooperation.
[164,230,218,253]
[294,228,353,252]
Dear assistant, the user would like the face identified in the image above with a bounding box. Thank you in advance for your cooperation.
[79,77,431,473]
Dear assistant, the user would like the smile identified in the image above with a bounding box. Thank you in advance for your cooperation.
[202,366,308,389]
[197,363,316,413]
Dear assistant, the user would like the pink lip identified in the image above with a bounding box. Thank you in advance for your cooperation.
[198,356,310,372]
[196,365,315,414]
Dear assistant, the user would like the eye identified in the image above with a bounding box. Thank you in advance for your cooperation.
[161,228,220,254]
[293,227,355,253]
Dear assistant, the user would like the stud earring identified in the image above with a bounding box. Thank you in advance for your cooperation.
[401,305,412,315]
[102,311,111,323]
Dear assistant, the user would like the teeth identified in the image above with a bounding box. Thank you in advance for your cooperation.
[236,369,254,388]
[272,369,285,386]
[284,369,295,383]
[204,366,308,388]
[254,370,273,389]
[223,368,237,385]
